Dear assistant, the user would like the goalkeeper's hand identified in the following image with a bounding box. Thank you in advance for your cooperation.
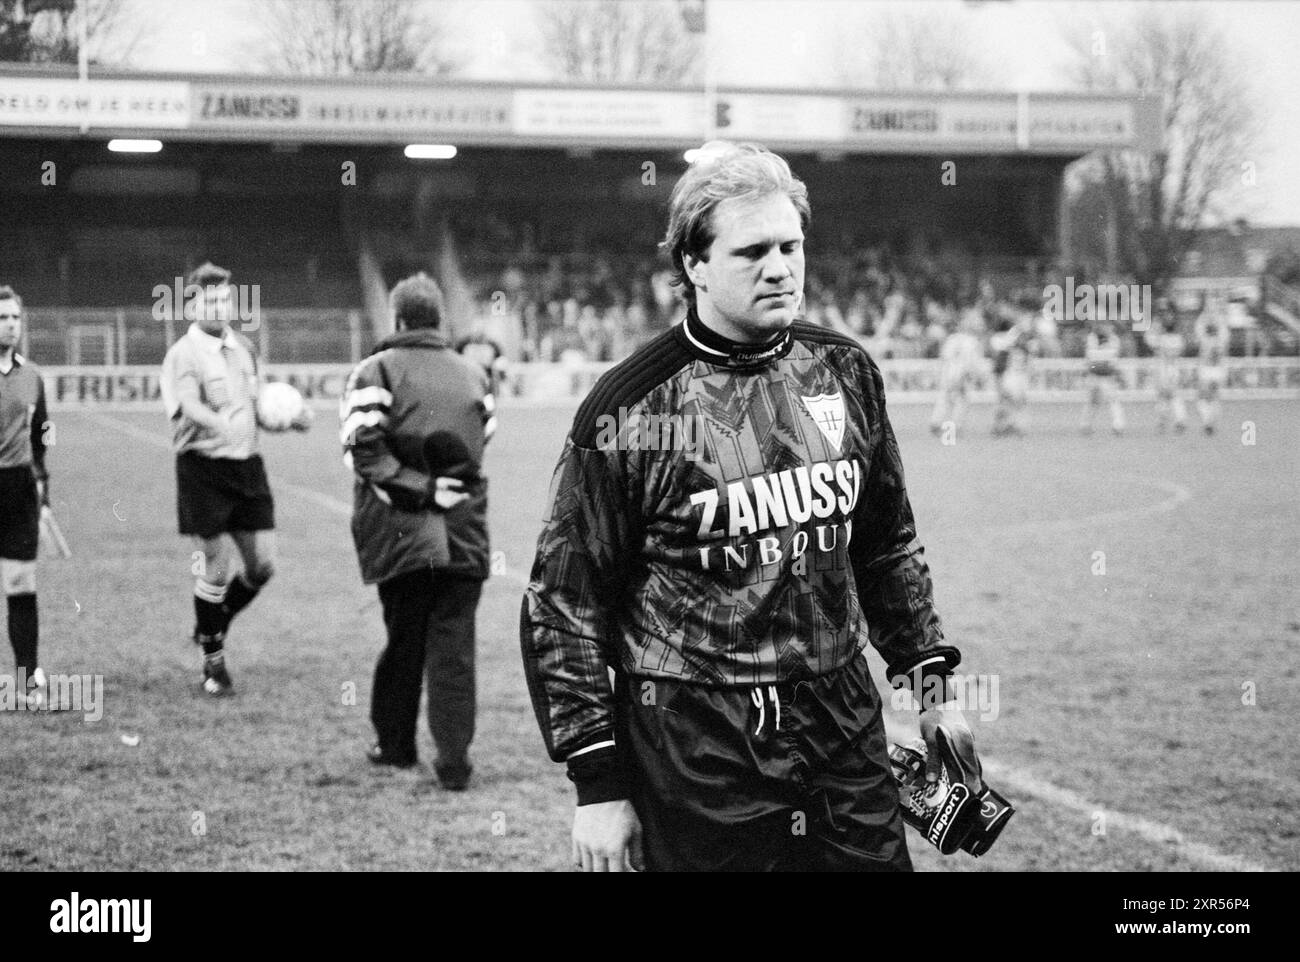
[890,715,984,856]
[35,476,49,507]
[918,703,983,793]
[572,800,643,873]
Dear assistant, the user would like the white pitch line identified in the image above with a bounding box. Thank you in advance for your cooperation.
[958,477,1192,538]
[978,760,1272,873]
[85,411,1264,872]
[1021,477,1192,534]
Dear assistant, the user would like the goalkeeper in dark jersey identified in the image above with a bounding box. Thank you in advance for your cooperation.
[521,142,986,871]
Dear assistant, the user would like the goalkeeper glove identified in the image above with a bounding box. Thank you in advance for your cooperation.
[888,727,1015,857]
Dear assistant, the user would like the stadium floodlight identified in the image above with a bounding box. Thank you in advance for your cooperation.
[107,139,163,153]
[404,144,458,160]
[684,144,727,165]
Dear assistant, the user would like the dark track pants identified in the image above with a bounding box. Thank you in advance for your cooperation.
[372,568,482,766]
[618,652,912,872]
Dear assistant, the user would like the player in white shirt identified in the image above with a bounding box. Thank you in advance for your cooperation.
[929,310,983,437]
[990,317,1033,437]
[160,263,312,696]
[1153,318,1188,433]
[1081,321,1126,435]
[1194,304,1231,435]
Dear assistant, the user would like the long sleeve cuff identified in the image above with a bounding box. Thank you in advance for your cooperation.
[890,653,961,710]
[566,741,630,806]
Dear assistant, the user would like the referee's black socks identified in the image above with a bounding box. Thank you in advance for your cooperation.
[7,592,38,674]
[222,570,266,624]
[194,578,227,653]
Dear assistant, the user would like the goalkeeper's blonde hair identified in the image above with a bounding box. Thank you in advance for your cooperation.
[660,141,811,307]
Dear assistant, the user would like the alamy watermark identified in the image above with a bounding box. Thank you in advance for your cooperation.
[890,670,1001,721]
[1043,278,1153,332]
[592,407,703,460]
[151,277,261,331]
[50,893,151,942]
[1,671,103,721]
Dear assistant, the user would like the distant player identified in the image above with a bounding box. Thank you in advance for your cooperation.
[0,285,51,708]
[990,317,1033,437]
[160,263,311,696]
[455,331,508,394]
[1153,318,1188,433]
[1081,320,1126,435]
[1194,306,1231,435]
[928,311,983,437]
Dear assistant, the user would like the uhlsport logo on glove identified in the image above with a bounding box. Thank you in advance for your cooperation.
[925,780,972,850]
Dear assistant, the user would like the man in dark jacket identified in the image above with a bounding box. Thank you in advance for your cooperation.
[341,273,495,790]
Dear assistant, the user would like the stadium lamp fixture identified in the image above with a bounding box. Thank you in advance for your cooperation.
[107,139,163,153]
[684,145,726,165]
[404,144,457,160]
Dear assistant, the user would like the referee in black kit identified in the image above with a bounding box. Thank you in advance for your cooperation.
[340,273,496,790]
[0,285,51,708]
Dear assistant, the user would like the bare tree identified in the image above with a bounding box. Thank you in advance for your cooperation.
[258,0,459,77]
[1059,6,1261,293]
[535,0,700,85]
[830,5,998,91]
[0,0,141,65]
[279,1,462,339]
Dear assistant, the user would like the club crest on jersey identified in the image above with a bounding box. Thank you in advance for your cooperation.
[801,392,846,451]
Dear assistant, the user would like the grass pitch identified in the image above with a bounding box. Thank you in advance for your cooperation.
[2,396,1296,872]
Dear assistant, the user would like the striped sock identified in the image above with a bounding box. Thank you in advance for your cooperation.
[194,579,228,650]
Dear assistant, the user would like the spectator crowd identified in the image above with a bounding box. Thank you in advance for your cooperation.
[458,229,1287,367]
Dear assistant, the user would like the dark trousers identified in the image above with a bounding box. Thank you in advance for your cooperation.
[372,567,482,766]
[617,653,912,872]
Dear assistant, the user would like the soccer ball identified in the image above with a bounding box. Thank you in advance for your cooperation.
[257,381,305,432]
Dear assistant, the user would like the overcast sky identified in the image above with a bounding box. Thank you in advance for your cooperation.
[123,0,1300,225]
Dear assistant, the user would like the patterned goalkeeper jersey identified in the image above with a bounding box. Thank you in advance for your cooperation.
[521,308,960,763]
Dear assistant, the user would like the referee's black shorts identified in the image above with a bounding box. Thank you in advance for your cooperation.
[0,465,40,561]
[176,451,275,539]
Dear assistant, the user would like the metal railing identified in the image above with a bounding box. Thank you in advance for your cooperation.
[20,307,368,366]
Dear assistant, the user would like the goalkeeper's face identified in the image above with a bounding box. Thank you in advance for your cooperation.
[687,193,805,343]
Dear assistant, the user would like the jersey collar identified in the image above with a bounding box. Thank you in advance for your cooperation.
[678,305,794,370]
[186,322,237,353]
